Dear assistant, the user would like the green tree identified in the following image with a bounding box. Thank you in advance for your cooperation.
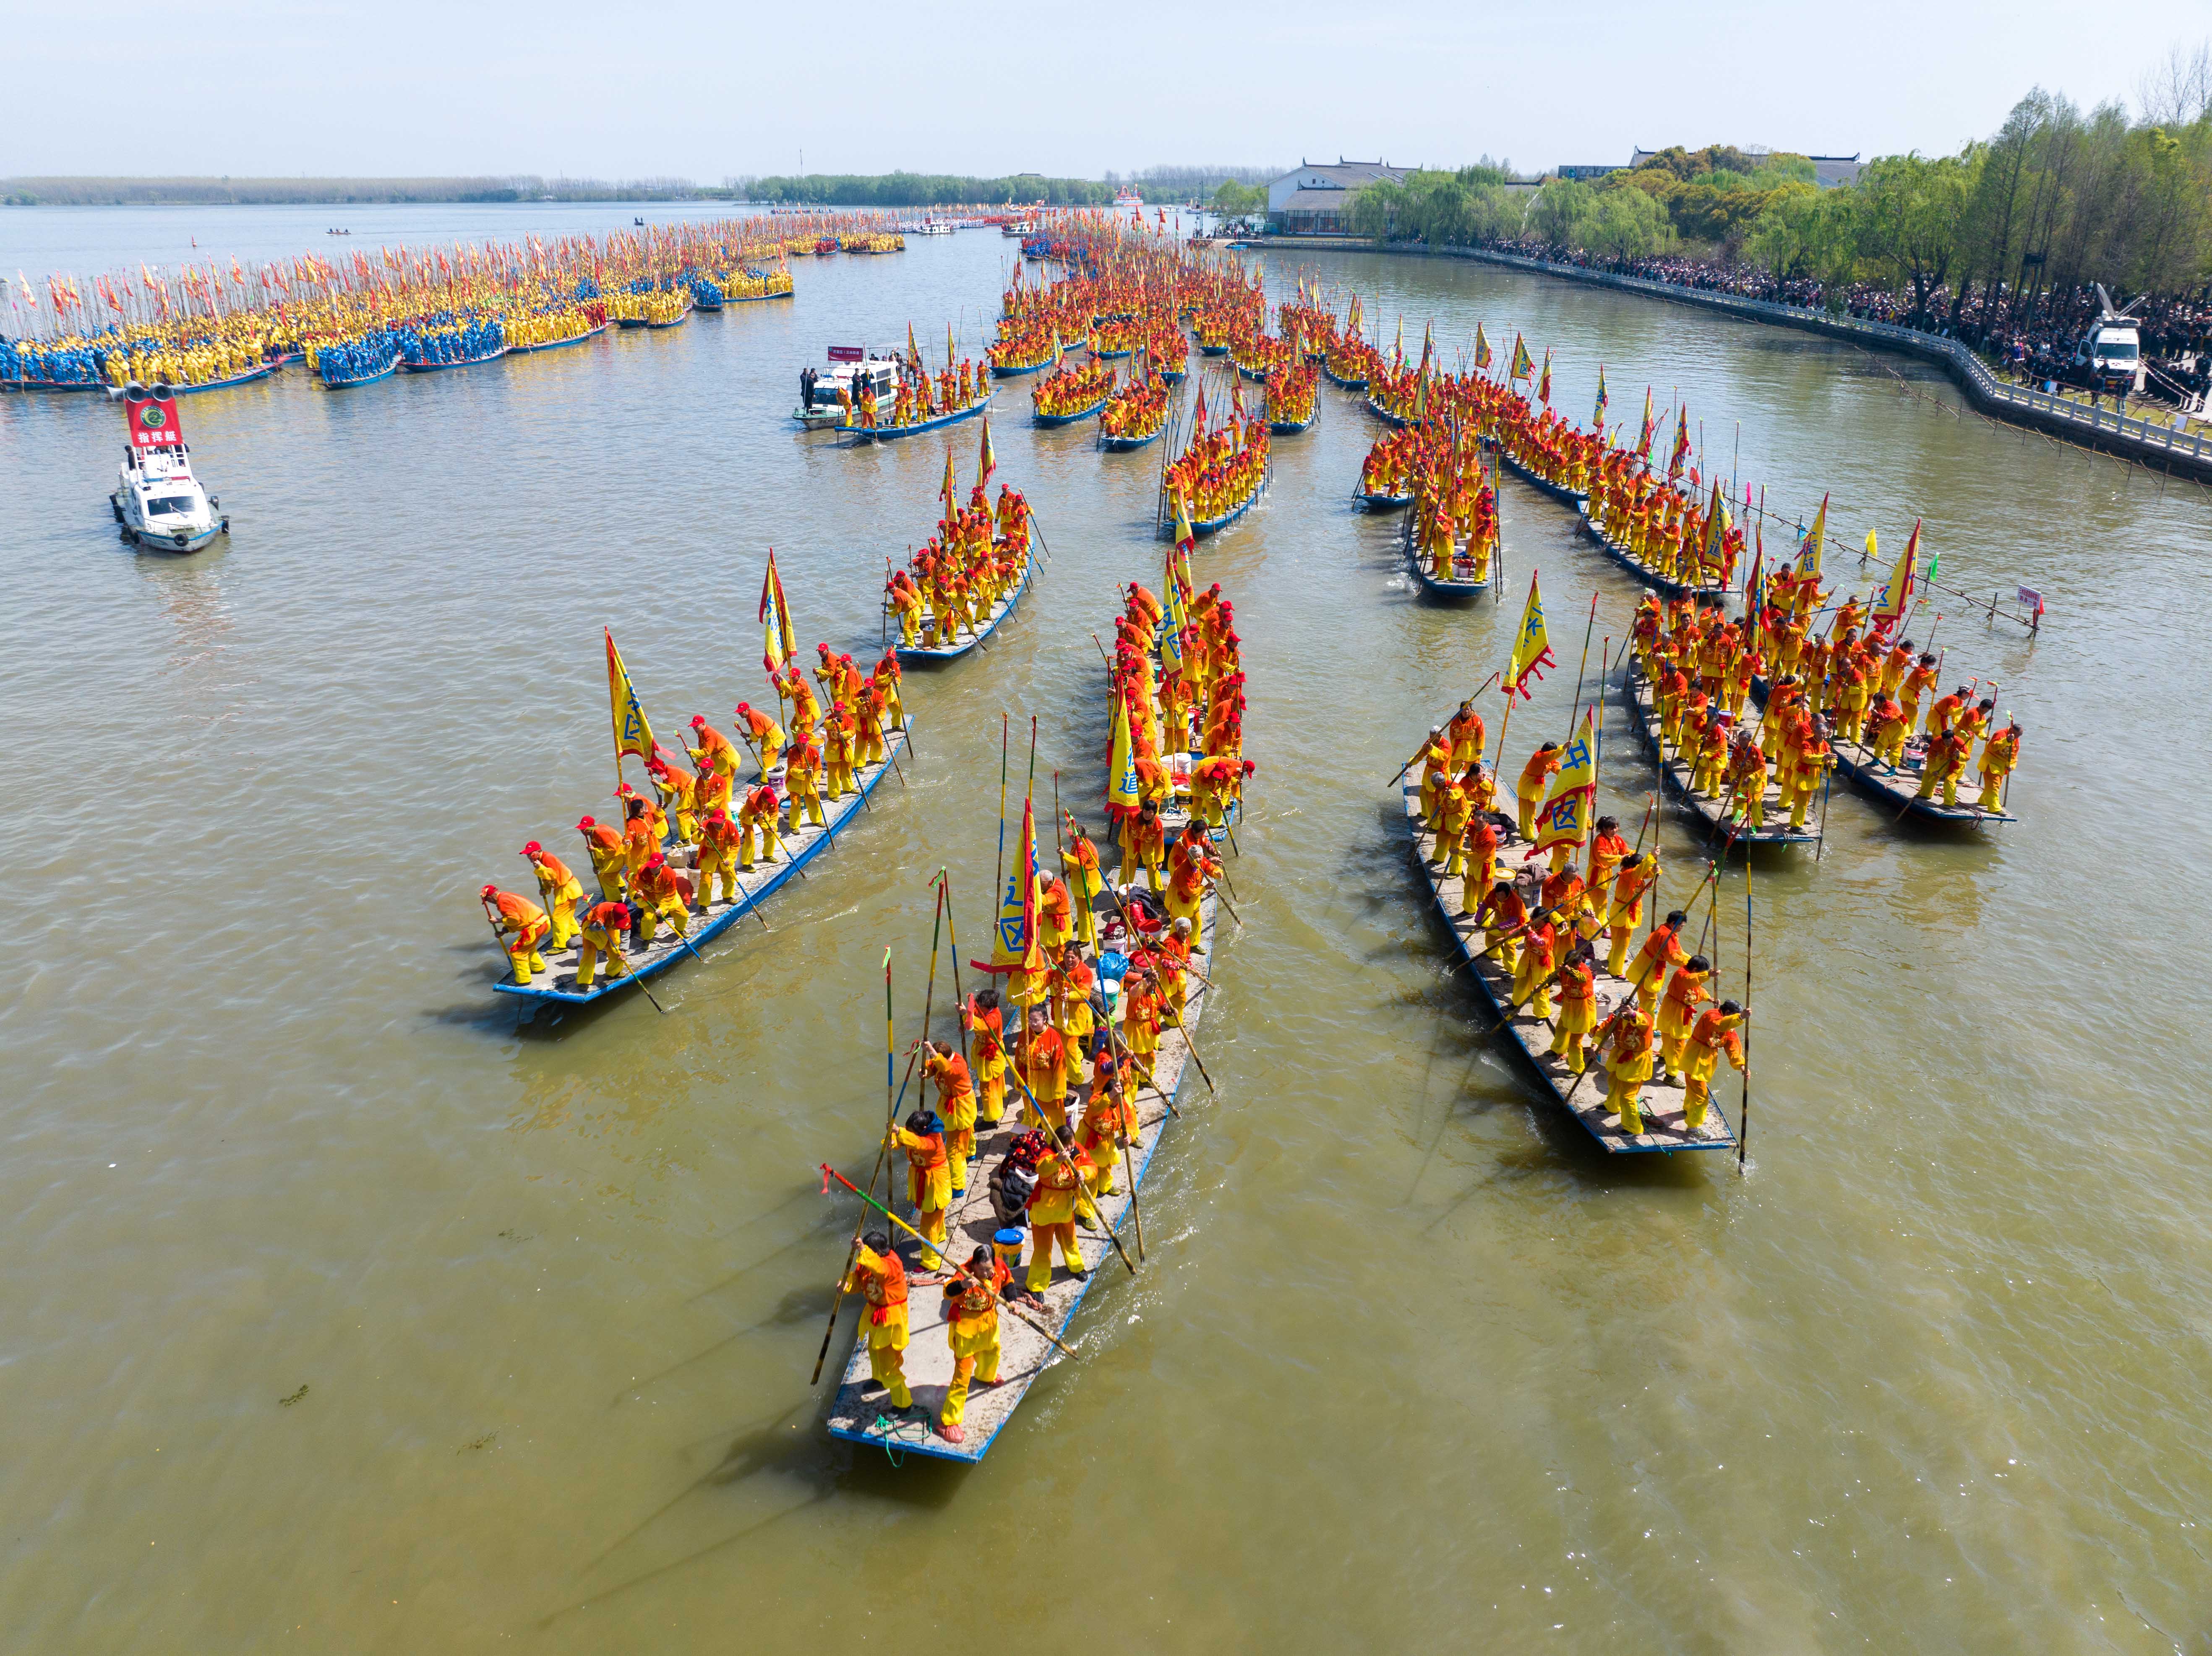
[1855,152,1975,326]
[1526,179,1592,250]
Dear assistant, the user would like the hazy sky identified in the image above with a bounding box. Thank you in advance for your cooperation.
[10,0,2208,182]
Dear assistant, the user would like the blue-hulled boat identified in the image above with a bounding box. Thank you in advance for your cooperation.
[1268,412,1315,435]
[895,554,1034,664]
[1495,445,1588,508]
[401,342,505,372]
[320,358,399,389]
[1406,542,1492,602]
[493,721,913,1007]
[1178,473,1267,536]
[507,323,605,355]
[1323,364,1369,390]
[844,394,995,443]
[991,356,1053,377]
[1357,488,1414,510]
[1033,393,1110,427]
[170,360,279,395]
[1100,422,1166,451]
[1574,502,1729,601]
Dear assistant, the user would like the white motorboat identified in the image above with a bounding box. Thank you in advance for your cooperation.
[793,351,904,427]
[109,383,228,553]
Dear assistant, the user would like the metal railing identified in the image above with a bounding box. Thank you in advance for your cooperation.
[1274,237,2212,473]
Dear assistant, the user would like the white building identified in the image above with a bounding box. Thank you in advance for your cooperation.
[1266,159,1410,234]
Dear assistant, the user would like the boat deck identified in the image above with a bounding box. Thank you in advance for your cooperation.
[1401,784,1734,1155]
[895,554,1035,664]
[492,721,912,1005]
[1748,676,2015,826]
[1495,448,1589,508]
[1624,661,1818,847]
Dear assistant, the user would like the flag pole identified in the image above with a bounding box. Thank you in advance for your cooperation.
[807,946,895,1386]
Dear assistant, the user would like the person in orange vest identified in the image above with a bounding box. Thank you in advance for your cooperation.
[1900,652,1939,731]
[782,734,826,830]
[1015,1005,1076,1135]
[841,1231,913,1410]
[1059,821,1103,947]
[886,1109,951,1269]
[1445,699,1486,771]
[1415,726,1453,830]
[1681,1000,1746,1130]
[632,854,694,944]
[1163,822,1218,950]
[521,841,582,948]
[733,702,785,776]
[574,899,632,989]
[1516,742,1562,842]
[1916,725,1972,808]
[1120,965,1164,1065]
[1076,1053,1137,1197]
[576,815,629,900]
[872,651,904,732]
[1510,909,1559,1020]
[1037,873,1074,959]
[1471,879,1527,974]
[644,755,701,846]
[937,1243,1009,1443]
[921,1040,978,1195]
[619,794,660,888]
[1789,725,1834,828]
[1547,939,1599,1073]
[1024,1126,1095,1292]
[694,805,742,905]
[965,988,1008,1125]
[1586,815,1629,896]
[1976,719,2022,812]
[1121,801,1167,892]
[1604,1004,1658,1135]
[821,702,857,800]
[1866,695,1910,772]
[1626,909,1690,1014]
[1050,943,1097,1058]
[483,885,550,985]
[686,715,741,789]
[777,664,822,747]
[737,782,784,867]
[1656,953,1713,1080]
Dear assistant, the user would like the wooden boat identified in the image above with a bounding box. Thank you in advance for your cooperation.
[1090,346,1134,360]
[1099,417,1166,450]
[1575,502,1730,602]
[1405,542,1492,602]
[1356,487,1413,511]
[1401,784,1735,1154]
[493,720,913,1007]
[643,304,692,330]
[1033,393,1111,427]
[1184,473,1266,536]
[1268,412,1315,435]
[1495,446,1588,508]
[319,358,399,389]
[1159,367,1187,385]
[990,357,1053,378]
[1624,660,1818,847]
[727,287,795,304]
[826,648,1228,1462]
[844,394,995,443]
[1363,395,1412,428]
[895,552,1034,664]
[1197,343,1230,356]
[1323,364,1369,390]
[401,341,505,373]
[171,360,280,395]
[506,323,605,355]
[1748,675,2016,827]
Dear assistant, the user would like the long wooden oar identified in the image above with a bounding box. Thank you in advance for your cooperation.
[810,948,898,1386]
[820,1166,1080,1360]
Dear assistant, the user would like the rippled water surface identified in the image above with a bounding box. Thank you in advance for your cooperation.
[5,210,2211,1653]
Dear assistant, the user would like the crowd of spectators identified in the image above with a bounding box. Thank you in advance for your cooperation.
[1492,238,2212,415]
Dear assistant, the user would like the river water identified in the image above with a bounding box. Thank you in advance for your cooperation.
[5,210,2209,1653]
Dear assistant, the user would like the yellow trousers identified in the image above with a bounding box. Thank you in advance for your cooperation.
[740,818,783,866]
[1026,1221,1085,1291]
[864,1314,911,1409]
[575,928,628,989]
[790,784,826,828]
[538,887,581,948]
[942,1322,1001,1426]
[1163,883,1204,950]
[638,894,689,944]
[1517,787,1541,841]
[696,848,738,904]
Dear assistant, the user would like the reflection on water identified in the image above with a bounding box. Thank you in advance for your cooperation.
[1,222,2210,1651]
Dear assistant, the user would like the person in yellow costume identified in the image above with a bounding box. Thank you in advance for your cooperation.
[574,899,632,989]
[841,1232,913,1411]
[1024,1127,1095,1292]
[1976,719,2022,812]
[482,885,549,985]
[936,1245,1007,1444]
[921,1040,978,1194]
[1655,954,1712,1080]
[521,841,582,948]
[1680,1001,1746,1131]
[694,805,742,905]
[1604,1006,1658,1135]
[886,1109,950,1269]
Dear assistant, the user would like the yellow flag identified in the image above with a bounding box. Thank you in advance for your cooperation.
[1874,521,1919,622]
[1799,492,1828,575]
[1106,693,1140,816]
[1173,489,1196,548]
[1864,529,1878,562]
[941,443,958,514]
[605,628,655,777]
[1474,320,1492,370]
[976,413,996,487]
[1161,574,1187,674]
[989,796,1046,996]
[1535,708,1598,853]
[1506,572,1555,700]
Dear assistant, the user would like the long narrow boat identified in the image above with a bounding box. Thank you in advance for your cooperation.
[1405,542,1492,602]
[1184,474,1266,536]
[1575,502,1730,602]
[1494,446,1589,508]
[319,359,400,390]
[1356,487,1414,511]
[493,720,913,1006]
[1748,675,2016,827]
[1323,364,1369,390]
[1363,394,1412,428]
[826,649,1229,1462]
[170,360,281,395]
[1196,342,1230,356]
[1099,422,1166,451]
[990,357,1054,378]
[1401,784,1735,1153]
[843,395,995,443]
[401,342,506,374]
[895,553,1035,664]
[1268,411,1315,435]
[506,323,606,356]
[1033,393,1111,427]
[727,287,795,304]
[643,305,692,330]
[1625,660,1817,847]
